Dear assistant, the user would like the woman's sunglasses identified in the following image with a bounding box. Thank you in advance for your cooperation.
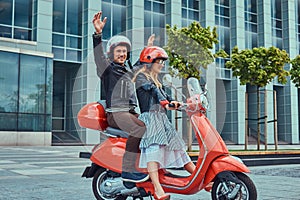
[155,60,166,65]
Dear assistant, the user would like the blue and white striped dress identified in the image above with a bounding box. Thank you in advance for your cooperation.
[138,110,192,169]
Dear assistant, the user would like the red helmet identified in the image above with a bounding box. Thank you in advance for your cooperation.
[139,46,168,63]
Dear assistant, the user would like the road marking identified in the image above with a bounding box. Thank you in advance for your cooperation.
[11,169,67,176]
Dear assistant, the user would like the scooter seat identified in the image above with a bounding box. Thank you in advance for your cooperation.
[105,127,129,138]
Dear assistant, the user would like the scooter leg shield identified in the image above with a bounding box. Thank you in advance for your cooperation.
[203,155,250,185]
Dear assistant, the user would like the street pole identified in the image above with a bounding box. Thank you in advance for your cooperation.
[245,92,248,150]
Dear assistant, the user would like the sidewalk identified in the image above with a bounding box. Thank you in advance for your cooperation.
[227,144,300,151]
[0,146,300,200]
[189,143,300,152]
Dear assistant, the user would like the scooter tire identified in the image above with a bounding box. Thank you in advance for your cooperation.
[92,168,127,200]
[211,172,257,200]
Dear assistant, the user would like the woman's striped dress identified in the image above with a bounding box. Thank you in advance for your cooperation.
[138,110,191,169]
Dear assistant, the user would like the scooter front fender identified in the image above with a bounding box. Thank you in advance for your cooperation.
[203,155,250,185]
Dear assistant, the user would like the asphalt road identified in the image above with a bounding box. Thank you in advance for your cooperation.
[0,146,299,200]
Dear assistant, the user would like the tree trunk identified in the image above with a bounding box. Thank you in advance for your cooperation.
[264,90,267,150]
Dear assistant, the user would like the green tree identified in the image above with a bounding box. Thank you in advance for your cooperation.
[290,55,300,87]
[164,22,227,79]
[225,46,290,150]
[226,46,290,87]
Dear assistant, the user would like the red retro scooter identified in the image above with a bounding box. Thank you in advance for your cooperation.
[78,77,257,200]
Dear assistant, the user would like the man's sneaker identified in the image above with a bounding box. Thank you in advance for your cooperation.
[121,172,149,183]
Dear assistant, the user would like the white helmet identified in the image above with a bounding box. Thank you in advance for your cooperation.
[106,35,131,60]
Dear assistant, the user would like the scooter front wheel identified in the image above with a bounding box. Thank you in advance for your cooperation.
[211,172,257,200]
[92,169,127,200]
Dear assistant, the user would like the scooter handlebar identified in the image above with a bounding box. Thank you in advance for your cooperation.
[168,103,175,108]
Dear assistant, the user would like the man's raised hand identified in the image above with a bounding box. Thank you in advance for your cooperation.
[92,11,107,34]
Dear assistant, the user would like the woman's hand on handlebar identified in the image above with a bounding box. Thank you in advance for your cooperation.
[165,101,182,110]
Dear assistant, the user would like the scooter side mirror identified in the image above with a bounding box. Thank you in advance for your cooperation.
[162,74,173,87]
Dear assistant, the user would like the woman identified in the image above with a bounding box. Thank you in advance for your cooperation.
[133,46,196,200]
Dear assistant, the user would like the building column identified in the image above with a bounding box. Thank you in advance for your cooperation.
[256,0,276,146]
[282,0,299,143]
[200,0,217,128]
[230,0,247,144]
[257,0,272,47]
[127,1,145,62]
[165,0,184,138]
[82,0,102,144]
[36,0,53,53]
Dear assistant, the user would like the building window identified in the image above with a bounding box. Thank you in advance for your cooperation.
[52,0,82,62]
[297,0,300,54]
[271,0,283,49]
[101,0,127,39]
[52,67,66,132]
[245,0,258,49]
[181,0,199,27]
[215,0,230,55]
[0,51,19,113]
[0,51,53,131]
[144,0,166,46]
[215,0,231,80]
[0,0,35,41]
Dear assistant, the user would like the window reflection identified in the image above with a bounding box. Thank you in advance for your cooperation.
[53,34,65,47]
[67,0,82,35]
[0,52,52,131]
[53,0,65,33]
[18,114,45,131]
[14,28,32,40]
[66,36,82,49]
[102,2,112,39]
[0,0,34,41]
[0,52,19,112]
[52,0,82,62]
[14,0,32,28]
[0,113,17,131]
[298,1,300,54]
[215,0,230,57]
[101,1,126,39]
[19,55,46,114]
[0,26,12,37]
[0,0,13,25]
[245,0,258,49]
[66,49,81,62]
[113,5,126,35]
[182,0,199,28]
[46,59,53,115]
[271,0,283,48]
[53,48,64,60]
[113,0,126,5]
[144,0,166,46]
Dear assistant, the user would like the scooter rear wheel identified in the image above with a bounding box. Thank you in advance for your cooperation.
[92,169,127,200]
[211,172,257,200]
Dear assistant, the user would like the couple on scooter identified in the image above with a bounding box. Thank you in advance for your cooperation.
[92,11,195,200]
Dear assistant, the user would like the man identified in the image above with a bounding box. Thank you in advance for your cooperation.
[92,11,150,183]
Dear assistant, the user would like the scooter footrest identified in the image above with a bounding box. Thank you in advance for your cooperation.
[164,172,189,178]
[123,181,136,189]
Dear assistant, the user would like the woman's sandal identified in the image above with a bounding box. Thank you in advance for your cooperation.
[153,193,170,200]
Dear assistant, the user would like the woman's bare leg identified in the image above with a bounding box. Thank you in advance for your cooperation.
[184,161,196,174]
[147,161,166,198]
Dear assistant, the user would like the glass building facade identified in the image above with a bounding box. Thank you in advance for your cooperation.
[0,0,299,145]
